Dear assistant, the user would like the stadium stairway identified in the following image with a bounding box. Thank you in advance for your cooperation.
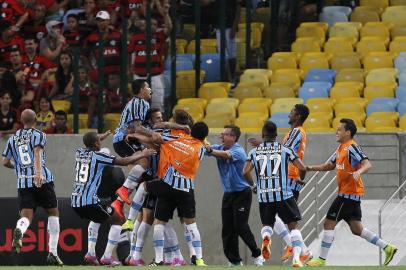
[308,200,406,266]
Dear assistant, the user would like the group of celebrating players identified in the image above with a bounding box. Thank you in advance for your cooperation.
[2,79,399,267]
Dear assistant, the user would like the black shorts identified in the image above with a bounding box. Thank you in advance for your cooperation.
[293,190,300,201]
[326,196,362,223]
[259,197,302,226]
[18,182,58,212]
[113,139,143,157]
[73,204,114,223]
[143,194,157,210]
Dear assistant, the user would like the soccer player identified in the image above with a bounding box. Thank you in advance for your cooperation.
[243,121,308,267]
[71,131,156,266]
[306,118,398,267]
[205,125,264,266]
[2,109,63,265]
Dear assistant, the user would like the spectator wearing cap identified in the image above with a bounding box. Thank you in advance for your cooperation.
[40,20,66,61]
[0,0,31,32]
[83,11,122,83]
[128,0,172,111]
[63,14,82,48]
[44,110,73,134]
[0,21,25,62]
[21,4,48,42]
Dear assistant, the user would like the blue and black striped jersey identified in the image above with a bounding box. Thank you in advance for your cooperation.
[2,128,53,189]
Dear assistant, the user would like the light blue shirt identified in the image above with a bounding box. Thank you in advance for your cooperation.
[210,143,250,193]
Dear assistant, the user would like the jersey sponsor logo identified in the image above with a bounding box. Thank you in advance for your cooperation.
[136,49,158,56]
[128,3,142,9]
[104,48,118,55]
[336,163,345,170]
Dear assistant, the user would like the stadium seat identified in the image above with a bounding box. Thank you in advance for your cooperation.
[364,85,395,100]
[335,110,366,124]
[396,86,406,101]
[350,7,380,24]
[299,82,331,102]
[397,101,406,116]
[242,98,272,110]
[360,0,388,11]
[79,128,98,134]
[67,114,88,129]
[303,114,333,132]
[304,69,336,84]
[382,7,406,27]
[398,70,406,86]
[360,25,390,41]
[180,24,196,41]
[235,116,264,133]
[365,70,397,88]
[319,11,348,27]
[271,72,301,92]
[271,101,299,115]
[394,52,406,71]
[329,24,359,44]
[187,39,217,54]
[299,55,330,74]
[356,39,387,58]
[390,0,406,5]
[238,103,269,118]
[267,55,297,71]
[307,102,334,119]
[307,97,334,108]
[365,115,397,131]
[201,82,232,93]
[104,113,120,131]
[52,100,71,113]
[177,98,208,111]
[363,53,394,72]
[203,115,233,130]
[198,86,228,101]
[390,38,406,56]
[391,26,406,40]
[176,70,205,99]
[165,58,193,72]
[335,68,365,83]
[366,100,397,116]
[270,112,291,130]
[334,81,364,95]
[334,102,366,116]
[296,26,326,45]
[369,111,399,123]
[209,98,240,110]
[205,103,236,120]
[237,81,267,92]
[233,85,263,101]
[176,39,188,54]
[330,85,361,102]
[322,6,352,17]
[271,52,300,62]
[243,69,272,82]
[300,22,329,31]
[399,114,406,130]
[324,38,354,55]
[240,73,269,88]
[274,97,304,104]
[200,53,220,82]
[173,104,204,121]
[339,97,369,108]
[237,23,263,48]
[263,84,296,100]
[291,38,321,55]
[331,53,362,70]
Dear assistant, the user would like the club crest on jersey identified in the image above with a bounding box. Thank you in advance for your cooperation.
[110,40,116,46]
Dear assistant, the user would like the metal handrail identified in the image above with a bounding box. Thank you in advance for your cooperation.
[378,179,406,266]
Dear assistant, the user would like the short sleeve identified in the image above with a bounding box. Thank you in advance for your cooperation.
[283,128,302,153]
[229,145,247,162]
[330,152,337,164]
[348,144,368,167]
[95,152,116,165]
[2,137,13,160]
[285,146,298,162]
[33,131,46,148]
[247,148,255,163]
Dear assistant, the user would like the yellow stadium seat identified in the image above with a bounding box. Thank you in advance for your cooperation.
[330,85,360,102]
[271,72,301,92]
[360,25,390,43]
[180,24,196,41]
[239,22,265,32]
[356,39,387,58]
[263,84,295,100]
[243,69,272,82]
[271,52,300,62]
[238,112,268,122]
[79,128,98,134]
[200,82,232,93]
[389,38,406,55]
[267,55,297,71]
[276,68,305,80]
[301,22,329,32]
[365,70,397,87]
[365,114,397,130]
[235,116,265,133]
[104,113,120,131]
[369,111,399,123]
[363,52,394,71]
[198,86,227,102]
[177,98,207,111]
[382,8,406,27]
[253,7,271,26]
[399,114,406,130]
[336,111,366,123]
[307,97,335,107]
[203,115,233,130]
[209,98,240,109]
[333,117,364,130]
[274,97,304,104]
[390,0,406,5]
[368,67,398,77]
[339,97,369,108]
[176,70,205,99]
[291,38,321,55]
[390,26,406,39]
[324,38,354,55]
[335,68,365,83]
[334,21,363,30]
[52,100,71,113]
[303,114,332,132]
[367,126,401,132]
[331,53,362,71]
[238,102,269,117]
[187,39,217,54]
[237,81,267,92]
[296,26,326,45]
[364,85,395,99]
[237,26,262,49]
[67,114,88,129]
[335,102,366,115]
[364,21,393,29]
[242,97,272,109]
[335,81,365,95]
[329,25,359,45]
[173,103,204,121]
[303,52,332,61]
[271,101,298,115]
[233,85,263,101]
[176,39,188,54]
[350,7,380,24]
[205,103,236,121]
[360,0,388,11]
[240,73,269,88]
[299,55,330,74]
[307,102,334,119]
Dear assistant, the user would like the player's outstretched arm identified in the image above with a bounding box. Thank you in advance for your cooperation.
[306,161,335,172]
[114,148,157,166]
[99,130,112,141]
[2,158,14,169]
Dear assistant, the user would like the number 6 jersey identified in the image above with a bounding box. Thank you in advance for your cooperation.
[2,128,53,189]
[71,148,116,207]
[247,141,298,203]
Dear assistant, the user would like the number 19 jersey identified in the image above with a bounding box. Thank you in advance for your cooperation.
[71,148,116,207]
[2,128,53,189]
[247,141,298,203]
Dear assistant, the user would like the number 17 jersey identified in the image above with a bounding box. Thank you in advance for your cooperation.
[247,141,298,203]
[71,148,116,207]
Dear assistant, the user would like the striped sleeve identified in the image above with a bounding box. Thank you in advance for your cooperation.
[161,129,179,141]
[330,152,337,164]
[94,152,116,165]
[284,146,298,162]
[284,128,302,152]
[198,146,206,161]
[2,137,13,159]
[247,148,256,163]
[33,130,46,148]
[348,144,368,166]
[132,99,148,122]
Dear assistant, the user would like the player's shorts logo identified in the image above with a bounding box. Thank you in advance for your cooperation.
[106,206,113,214]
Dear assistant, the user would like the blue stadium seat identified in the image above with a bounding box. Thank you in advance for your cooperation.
[322,6,352,17]
[269,112,290,129]
[165,57,193,72]
[397,101,406,117]
[201,53,221,82]
[319,11,349,27]
[366,98,399,116]
[177,53,196,64]
[396,86,406,101]
[398,71,406,86]
[304,69,336,84]
[298,82,331,102]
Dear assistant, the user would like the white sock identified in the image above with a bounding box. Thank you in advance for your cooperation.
[88,222,100,256]
[183,223,196,257]
[165,223,183,260]
[186,223,203,259]
[133,221,151,260]
[273,216,292,246]
[300,240,309,255]
[129,219,142,257]
[16,217,30,235]
[319,230,334,260]
[290,229,303,262]
[103,225,122,258]
[261,226,273,239]
[360,228,387,249]
[130,184,147,213]
[153,224,165,263]
[163,235,173,263]
[123,165,145,189]
[47,216,60,256]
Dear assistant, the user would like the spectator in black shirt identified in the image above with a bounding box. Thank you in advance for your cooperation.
[0,91,19,136]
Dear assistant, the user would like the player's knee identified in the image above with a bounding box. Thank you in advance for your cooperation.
[46,208,59,217]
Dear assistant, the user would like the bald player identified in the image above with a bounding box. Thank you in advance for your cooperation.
[2,109,63,266]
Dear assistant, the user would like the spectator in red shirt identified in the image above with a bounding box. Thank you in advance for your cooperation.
[40,20,66,61]
[44,110,73,134]
[21,4,47,42]
[63,14,82,48]
[0,0,30,31]
[0,91,20,136]
[0,21,25,62]
[49,51,74,99]
[76,0,97,38]
[78,66,93,113]
[129,0,171,111]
